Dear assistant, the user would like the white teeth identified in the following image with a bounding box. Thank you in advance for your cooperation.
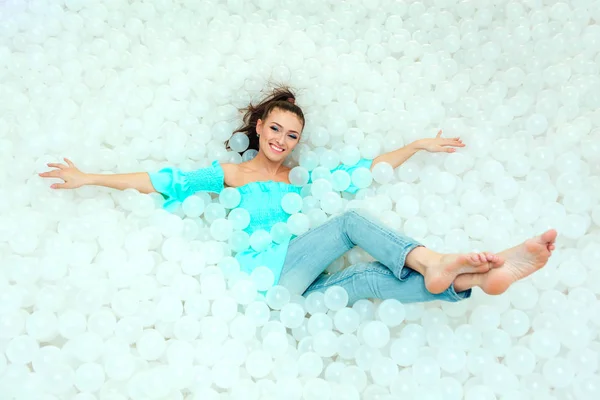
[270,144,284,152]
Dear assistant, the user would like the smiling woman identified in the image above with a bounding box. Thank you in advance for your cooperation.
[39,84,557,306]
[224,86,305,159]
[256,109,303,156]
[141,87,556,304]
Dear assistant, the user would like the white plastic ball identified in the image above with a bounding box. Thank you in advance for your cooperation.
[372,162,394,184]
[136,329,165,361]
[323,287,348,311]
[265,285,291,310]
[361,321,390,349]
[280,303,305,329]
[331,170,351,192]
[228,208,250,230]
[390,337,419,367]
[249,230,272,252]
[351,167,373,190]
[219,187,241,209]
[281,192,303,214]
[270,222,291,244]
[229,133,250,152]
[250,266,275,291]
[74,363,105,392]
[377,299,405,327]
[287,213,310,235]
[182,196,205,218]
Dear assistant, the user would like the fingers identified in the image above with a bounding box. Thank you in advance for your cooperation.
[441,140,465,148]
[44,159,75,170]
[46,162,67,170]
[432,131,466,152]
[51,183,67,189]
[38,170,62,178]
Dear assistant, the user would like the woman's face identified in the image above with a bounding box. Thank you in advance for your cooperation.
[256,108,303,161]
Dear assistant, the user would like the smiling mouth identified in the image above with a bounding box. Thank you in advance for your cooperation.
[270,144,284,153]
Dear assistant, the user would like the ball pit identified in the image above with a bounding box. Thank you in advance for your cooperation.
[1,0,600,399]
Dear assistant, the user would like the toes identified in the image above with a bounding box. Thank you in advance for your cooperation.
[469,253,495,266]
[491,255,505,268]
[485,252,503,267]
[540,229,558,244]
[468,253,483,265]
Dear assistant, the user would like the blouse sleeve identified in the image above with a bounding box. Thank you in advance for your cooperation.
[149,160,225,210]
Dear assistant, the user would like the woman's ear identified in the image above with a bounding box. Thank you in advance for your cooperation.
[256,118,263,136]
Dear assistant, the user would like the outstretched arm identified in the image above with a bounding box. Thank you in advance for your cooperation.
[371,130,465,170]
[39,157,156,194]
[371,141,421,170]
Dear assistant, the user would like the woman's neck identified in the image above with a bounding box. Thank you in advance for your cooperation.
[246,152,287,176]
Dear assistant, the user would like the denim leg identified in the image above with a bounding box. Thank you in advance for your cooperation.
[278,210,422,296]
[303,261,473,305]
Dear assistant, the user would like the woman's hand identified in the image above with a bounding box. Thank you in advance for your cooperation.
[38,158,89,189]
[415,130,465,153]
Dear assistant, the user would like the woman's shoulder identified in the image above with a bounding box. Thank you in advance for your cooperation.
[219,162,240,187]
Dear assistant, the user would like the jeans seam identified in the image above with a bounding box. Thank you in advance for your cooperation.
[349,210,422,275]
[397,243,423,280]
[306,265,394,292]
[288,213,347,253]
[295,212,346,238]
[341,211,357,248]
[350,210,420,248]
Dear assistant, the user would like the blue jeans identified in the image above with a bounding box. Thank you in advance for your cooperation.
[278,210,472,305]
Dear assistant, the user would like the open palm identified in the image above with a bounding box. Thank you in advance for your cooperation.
[38,158,87,189]
[418,130,465,153]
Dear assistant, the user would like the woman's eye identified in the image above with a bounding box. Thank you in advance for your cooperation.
[270,126,278,131]
[289,135,297,139]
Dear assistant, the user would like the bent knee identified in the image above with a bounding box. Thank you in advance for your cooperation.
[347,208,376,220]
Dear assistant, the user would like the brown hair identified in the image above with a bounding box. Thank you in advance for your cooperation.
[225,86,305,155]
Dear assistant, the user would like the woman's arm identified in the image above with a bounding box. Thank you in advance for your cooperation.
[371,130,464,170]
[39,157,156,193]
[371,141,421,170]
[86,172,156,193]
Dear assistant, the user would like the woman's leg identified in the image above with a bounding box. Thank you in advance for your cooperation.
[306,228,560,305]
[278,209,422,296]
[281,208,558,301]
[303,261,472,305]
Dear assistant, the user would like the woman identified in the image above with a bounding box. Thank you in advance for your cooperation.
[39,87,557,305]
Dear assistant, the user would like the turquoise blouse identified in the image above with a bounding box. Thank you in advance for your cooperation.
[149,158,373,285]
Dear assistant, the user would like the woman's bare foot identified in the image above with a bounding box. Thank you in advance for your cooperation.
[453,229,558,295]
[427,252,504,294]
[406,248,505,294]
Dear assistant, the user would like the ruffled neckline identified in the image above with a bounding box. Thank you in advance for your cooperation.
[233,180,303,194]
[211,160,302,194]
